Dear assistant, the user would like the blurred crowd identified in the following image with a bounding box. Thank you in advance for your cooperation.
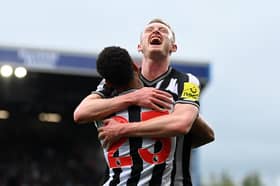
[0,124,106,186]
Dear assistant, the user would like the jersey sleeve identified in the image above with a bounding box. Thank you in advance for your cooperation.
[91,78,114,98]
[176,73,200,108]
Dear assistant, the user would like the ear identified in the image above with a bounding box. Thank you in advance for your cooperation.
[170,43,177,53]
[137,44,143,53]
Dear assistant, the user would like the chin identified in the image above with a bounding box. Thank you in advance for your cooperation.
[149,46,163,52]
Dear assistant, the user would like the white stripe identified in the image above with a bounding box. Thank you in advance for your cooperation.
[138,138,155,185]
[165,78,178,95]
[187,73,200,86]
[161,137,176,185]
[155,79,164,89]
[138,162,155,185]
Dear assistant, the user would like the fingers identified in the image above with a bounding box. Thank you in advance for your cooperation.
[153,89,173,99]
[100,134,117,149]
[98,128,105,139]
[134,88,173,110]
[146,102,164,111]
[153,90,173,104]
[103,118,112,126]
[98,129,110,148]
[102,137,110,149]
[150,100,171,111]
[98,124,118,149]
[151,90,173,110]
[136,87,172,99]
[152,105,164,111]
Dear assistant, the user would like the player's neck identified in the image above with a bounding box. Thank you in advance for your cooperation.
[116,79,143,93]
[141,58,170,81]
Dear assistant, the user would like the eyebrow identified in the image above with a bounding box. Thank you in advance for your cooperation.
[144,25,170,32]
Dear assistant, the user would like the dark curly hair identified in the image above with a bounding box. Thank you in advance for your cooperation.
[96,46,134,87]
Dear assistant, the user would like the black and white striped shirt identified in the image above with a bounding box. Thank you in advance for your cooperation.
[139,67,200,186]
[94,66,200,186]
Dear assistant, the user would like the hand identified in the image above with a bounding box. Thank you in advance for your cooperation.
[131,87,173,111]
[98,118,124,148]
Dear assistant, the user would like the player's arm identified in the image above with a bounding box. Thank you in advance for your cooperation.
[73,87,173,124]
[74,93,130,123]
[116,77,200,137]
[189,114,215,148]
[121,104,198,137]
[98,103,198,147]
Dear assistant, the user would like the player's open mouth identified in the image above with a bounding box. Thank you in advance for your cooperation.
[149,36,162,45]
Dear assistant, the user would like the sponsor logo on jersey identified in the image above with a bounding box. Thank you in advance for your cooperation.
[181,82,200,101]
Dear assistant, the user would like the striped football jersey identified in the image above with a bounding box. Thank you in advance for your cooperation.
[95,100,176,186]
[94,66,201,186]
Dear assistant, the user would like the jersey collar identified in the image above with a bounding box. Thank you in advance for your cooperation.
[140,66,172,86]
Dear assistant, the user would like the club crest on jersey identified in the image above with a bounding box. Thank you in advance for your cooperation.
[180,82,200,101]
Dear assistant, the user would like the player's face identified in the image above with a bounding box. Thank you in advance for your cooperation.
[138,22,176,58]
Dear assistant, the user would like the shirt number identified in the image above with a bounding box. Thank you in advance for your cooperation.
[107,110,171,168]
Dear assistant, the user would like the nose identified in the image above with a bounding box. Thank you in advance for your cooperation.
[152,29,160,35]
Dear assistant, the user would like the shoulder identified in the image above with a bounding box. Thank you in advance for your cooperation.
[186,73,200,86]
[170,68,200,86]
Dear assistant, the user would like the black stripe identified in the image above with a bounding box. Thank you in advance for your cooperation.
[102,166,109,184]
[149,140,166,186]
[182,134,192,186]
[110,168,122,186]
[110,150,122,186]
[159,74,173,90]
[126,106,143,186]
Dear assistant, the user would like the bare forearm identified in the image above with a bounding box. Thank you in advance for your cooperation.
[121,116,186,138]
[74,88,173,124]
[74,93,134,123]
[120,105,198,138]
